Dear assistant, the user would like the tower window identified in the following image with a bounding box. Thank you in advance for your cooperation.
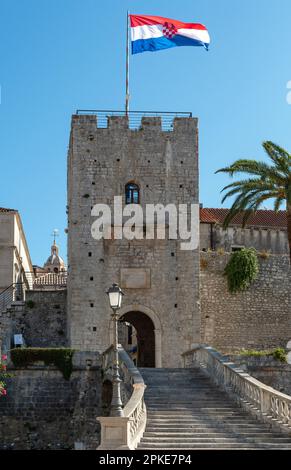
[125,183,140,204]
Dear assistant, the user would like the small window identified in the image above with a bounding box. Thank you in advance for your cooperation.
[125,183,140,204]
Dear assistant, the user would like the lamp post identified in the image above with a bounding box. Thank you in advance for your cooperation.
[106,283,124,417]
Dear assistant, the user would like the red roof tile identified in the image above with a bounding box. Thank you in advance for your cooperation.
[199,208,218,223]
[200,208,287,228]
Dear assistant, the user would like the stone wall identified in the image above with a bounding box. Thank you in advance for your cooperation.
[0,353,102,450]
[67,115,200,367]
[200,253,291,352]
[0,290,67,352]
[228,355,291,396]
[200,223,288,254]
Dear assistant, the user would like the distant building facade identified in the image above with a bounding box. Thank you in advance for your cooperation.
[200,208,288,254]
[0,207,33,294]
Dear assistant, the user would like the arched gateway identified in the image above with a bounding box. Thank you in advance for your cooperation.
[109,305,162,368]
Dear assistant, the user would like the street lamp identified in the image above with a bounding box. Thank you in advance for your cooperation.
[106,283,124,417]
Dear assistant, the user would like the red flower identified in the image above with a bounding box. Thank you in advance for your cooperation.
[1,355,7,361]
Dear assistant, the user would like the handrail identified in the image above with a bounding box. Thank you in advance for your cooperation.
[98,344,147,450]
[0,282,24,314]
[183,345,291,431]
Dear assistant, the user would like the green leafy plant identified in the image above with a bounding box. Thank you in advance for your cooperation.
[239,348,287,363]
[10,348,75,380]
[224,248,259,293]
[272,348,287,363]
[26,300,35,309]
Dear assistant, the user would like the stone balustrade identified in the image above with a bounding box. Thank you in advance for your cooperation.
[97,345,147,450]
[182,345,291,433]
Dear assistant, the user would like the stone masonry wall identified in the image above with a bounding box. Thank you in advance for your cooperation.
[0,290,67,352]
[0,353,102,450]
[200,253,291,353]
[228,356,291,396]
[200,223,288,254]
[67,115,200,367]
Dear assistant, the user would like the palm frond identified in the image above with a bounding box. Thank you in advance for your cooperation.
[263,141,291,175]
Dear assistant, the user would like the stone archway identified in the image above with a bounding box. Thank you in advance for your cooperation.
[120,311,155,367]
[109,304,162,368]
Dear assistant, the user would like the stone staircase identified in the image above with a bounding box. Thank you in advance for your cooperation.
[138,368,291,450]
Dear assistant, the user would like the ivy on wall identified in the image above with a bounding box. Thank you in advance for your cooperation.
[224,248,259,293]
[10,348,75,380]
[240,348,287,363]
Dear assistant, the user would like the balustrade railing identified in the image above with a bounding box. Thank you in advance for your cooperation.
[98,344,147,450]
[0,282,25,314]
[182,345,291,431]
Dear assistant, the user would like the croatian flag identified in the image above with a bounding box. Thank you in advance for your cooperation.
[130,14,210,54]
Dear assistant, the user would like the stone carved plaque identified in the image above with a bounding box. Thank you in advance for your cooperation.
[120,268,151,289]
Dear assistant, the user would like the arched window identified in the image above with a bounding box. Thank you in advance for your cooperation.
[125,183,140,204]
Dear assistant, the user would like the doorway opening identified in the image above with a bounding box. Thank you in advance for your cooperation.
[118,311,155,367]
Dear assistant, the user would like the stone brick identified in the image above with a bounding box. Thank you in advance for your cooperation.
[200,253,291,352]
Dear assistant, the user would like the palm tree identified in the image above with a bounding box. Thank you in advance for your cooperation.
[216,141,291,261]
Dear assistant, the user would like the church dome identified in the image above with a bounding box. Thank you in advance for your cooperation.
[44,241,65,273]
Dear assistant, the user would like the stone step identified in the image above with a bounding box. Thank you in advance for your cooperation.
[143,432,285,438]
[146,403,237,407]
[138,443,291,449]
[139,367,291,450]
[145,424,272,435]
[140,436,291,443]
[146,421,265,428]
[146,411,251,416]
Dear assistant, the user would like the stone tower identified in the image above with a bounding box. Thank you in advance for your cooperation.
[67,113,200,367]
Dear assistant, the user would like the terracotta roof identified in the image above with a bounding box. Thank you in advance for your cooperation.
[200,208,287,228]
[199,208,218,223]
[0,207,17,213]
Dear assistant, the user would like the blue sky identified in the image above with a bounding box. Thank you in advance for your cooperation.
[1,0,291,265]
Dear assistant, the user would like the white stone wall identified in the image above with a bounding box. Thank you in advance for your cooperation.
[67,115,200,367]
[0,212,33,293]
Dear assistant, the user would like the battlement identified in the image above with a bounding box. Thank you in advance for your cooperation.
[72,110,197,132]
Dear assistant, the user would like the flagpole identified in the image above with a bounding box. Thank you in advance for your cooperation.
[125,10,130,115]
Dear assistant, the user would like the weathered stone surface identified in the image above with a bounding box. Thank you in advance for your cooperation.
[0,290,67,351]
[200,222,288,254]
[120,268,151,289]
[0,360,102,450]
[200,253,291,352]
[67,115,200,367]
[228,355,291,396]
